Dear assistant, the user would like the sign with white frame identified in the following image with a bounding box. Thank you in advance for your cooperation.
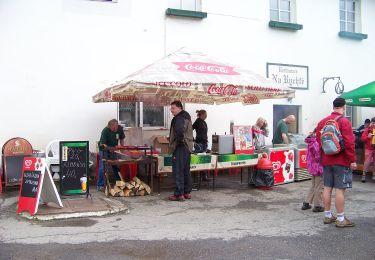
[267,63,309,90]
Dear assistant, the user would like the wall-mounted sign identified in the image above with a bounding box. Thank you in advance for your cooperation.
[267,63,309,90]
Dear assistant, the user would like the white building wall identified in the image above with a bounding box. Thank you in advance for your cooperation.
[0,0,374,151]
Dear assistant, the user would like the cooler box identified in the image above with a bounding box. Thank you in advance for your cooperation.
[211,135,234,154]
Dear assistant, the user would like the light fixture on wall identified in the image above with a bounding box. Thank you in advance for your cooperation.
[322,77,344,94]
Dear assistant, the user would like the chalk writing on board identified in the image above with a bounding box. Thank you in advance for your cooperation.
[21,170,41,198]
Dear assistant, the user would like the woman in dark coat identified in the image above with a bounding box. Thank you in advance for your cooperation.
[192,110,208,153]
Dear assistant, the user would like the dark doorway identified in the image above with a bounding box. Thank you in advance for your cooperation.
[273,105,300,134]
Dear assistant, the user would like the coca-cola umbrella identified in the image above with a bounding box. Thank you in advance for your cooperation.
[92,49,295,105]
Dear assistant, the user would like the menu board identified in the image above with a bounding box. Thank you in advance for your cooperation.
[20,170,41,198]
[59,141,89,195]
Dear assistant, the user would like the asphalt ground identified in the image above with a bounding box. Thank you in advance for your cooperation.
[1,173,375,259]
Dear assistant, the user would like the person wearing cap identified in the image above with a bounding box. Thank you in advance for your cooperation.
[355,118,370,148]
[272,115,296,145]
[360,117,375,183]
[316,97,357,228]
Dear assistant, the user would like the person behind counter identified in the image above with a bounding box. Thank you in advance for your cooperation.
[360,117,375,183]
[272,115,296,145]
[97,119,125,191]
[252,117,269,150]
[193,109,208,153]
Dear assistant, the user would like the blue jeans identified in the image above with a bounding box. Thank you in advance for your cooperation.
[97,151,121,188]
[172,145,192,196]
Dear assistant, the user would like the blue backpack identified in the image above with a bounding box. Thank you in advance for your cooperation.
[320,116,345,155]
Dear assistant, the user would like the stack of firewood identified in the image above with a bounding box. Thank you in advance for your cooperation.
[105,176,151,197]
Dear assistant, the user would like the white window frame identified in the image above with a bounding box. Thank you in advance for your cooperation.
[345,105,356,125]
[270,0,297,23]
[339,0,361,33]
[168,0,202,12]
[118,102,169,129]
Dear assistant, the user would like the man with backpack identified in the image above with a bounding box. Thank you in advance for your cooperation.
[316,97,357,228]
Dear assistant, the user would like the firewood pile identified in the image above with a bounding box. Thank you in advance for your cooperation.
[105,176,151,197]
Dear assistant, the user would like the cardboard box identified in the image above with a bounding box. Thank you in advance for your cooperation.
[152,136,169,154]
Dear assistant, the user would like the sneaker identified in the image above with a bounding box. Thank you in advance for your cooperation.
[361,175,366,183]
[168,195,185,201]
[312,206,324,213]
[323,215,337,224]
[97,186,105,192]
[301,202,312,210]
[335,217,355,228]
[183,193,191,199]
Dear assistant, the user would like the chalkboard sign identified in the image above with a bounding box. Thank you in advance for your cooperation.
[59,141,89,195]
[20,170,41,198]
[4,156,26,186]
[2,137,33,186]
[17,157,63,216]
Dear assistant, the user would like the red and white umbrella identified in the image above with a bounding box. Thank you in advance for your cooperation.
[93,49,295,105]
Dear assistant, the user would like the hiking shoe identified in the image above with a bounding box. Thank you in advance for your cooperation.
[168,195,185,201]
[301,202,312,210]
[335,217,355,228]
[183,193,192,199]
[323,215,337,224]
[312,206,324,213]
[361,175,366,183]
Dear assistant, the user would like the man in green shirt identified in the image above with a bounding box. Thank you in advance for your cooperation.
[272,115,296,145]
[97,119,125,191]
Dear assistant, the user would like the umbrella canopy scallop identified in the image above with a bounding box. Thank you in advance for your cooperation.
[340,81,375,107]
[93,49,295,105]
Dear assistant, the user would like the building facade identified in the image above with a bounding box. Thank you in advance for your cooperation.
[0,0,374,151]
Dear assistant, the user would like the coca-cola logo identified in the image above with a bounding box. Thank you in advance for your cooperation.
[207,84,238,96]
[301,154,307,162]
[173,62,240,75]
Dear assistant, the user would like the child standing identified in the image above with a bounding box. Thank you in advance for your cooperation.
[360,117,375,182]
[301,130,324,212]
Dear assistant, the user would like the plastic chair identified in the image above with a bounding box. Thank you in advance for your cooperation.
[45,139,61,180]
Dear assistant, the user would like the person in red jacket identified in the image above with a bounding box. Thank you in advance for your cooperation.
[316,97,357,228]
[360,117,375,183]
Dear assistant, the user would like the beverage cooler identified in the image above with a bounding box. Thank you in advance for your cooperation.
[288,134,311,181]
[258,145,295,185]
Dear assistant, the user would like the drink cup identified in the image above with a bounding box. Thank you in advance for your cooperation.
[80,177,87,192]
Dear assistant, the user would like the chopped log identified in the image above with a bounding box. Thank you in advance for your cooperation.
[125,182,134,190]
[110,188,117,197]
[138,184,145,191]
[133,176,142,184]
[143,183,151,194]
[105,187,109,197]
[124,189,131,197]
[115,181,126,189]
[118,190,125,197]
[114,186,122,194]
[136,190,145,196]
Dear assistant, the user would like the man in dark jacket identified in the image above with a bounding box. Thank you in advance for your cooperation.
[168,101,194,201]
[316,98,357,228]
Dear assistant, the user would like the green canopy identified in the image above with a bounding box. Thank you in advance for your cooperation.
[340,81,375,107]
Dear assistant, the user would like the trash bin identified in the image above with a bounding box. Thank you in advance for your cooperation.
[255,153,274,190]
